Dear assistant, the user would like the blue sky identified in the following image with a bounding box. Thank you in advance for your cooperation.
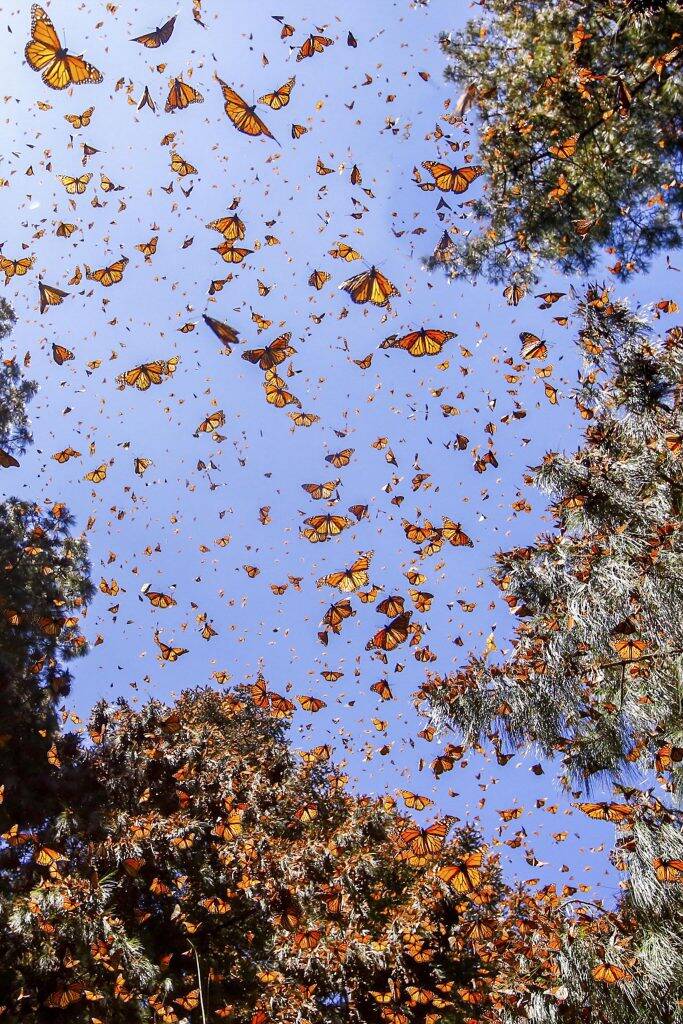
[1,0,672,897]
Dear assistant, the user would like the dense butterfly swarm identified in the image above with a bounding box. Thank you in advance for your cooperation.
[0,0,681,1020]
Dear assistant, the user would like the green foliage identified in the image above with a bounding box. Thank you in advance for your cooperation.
[420,290,683,786]
[0,309,92,830]
[433,0,683,283]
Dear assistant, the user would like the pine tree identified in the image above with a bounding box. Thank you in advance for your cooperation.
[0,301,93,829]
[431,0,683,285]
[1,686,510,1022]
[418,288,683,1021]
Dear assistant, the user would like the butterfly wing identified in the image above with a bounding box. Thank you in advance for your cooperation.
[25,5,60,70]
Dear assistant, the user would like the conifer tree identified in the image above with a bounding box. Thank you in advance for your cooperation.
[1,687,509,1022]
[432,0,683,284]
[0,301,92,829]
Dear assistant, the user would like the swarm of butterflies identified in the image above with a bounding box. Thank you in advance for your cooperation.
[0,0,632,941]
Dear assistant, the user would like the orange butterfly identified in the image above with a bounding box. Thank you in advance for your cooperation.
[26,5,102,90]
[301,513,353,543]
[203,315,240,348]
[132,16,176,47]
[215,76,279,144]
[317,554,371,592]
[242,333,297,371]
[592,963,632,984]
[260,76,296,110]
[438,852,484,893]
[39,281,68,313]
[84,257,128,287]
[296,34,334,61]
[0,255,34,284]
[366,612,412,652]
[381,328,454,357]
[420,161,484,193]
[165,77,204,112]
[340,266,399,306]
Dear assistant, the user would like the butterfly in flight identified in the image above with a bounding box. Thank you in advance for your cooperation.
[340,266,399,306]
[132,15,177,47]
[25,5,103,90]
[215,76,280,144]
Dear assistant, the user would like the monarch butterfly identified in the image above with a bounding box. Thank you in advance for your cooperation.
[215,76,279,143]
[366,612,412,652]
[358,584,382,603]
[0,448,19,468]
[136,236,158,261]
[308,269,331,290]
[402,519,435,544]
[340,266,399,306]
[537,291,566,308]
[291,123,308,139]
[155,634,188,662]
[317,554,371,592]
[381,328,455,357]
[259,76,296,110]
[85,463,107,483]
[503,282,527,306]
[264,376,300,409]
[420,161,484,193]
[399,790,434,811]
[34,843,66,866]
[64,106,94,128]
[132,15,176,47]
[442,518,473,547]
[296,34,334,61]
[134,456,152,475]
[298,695,327,712]
[549,134,579,159]
[196,410,226,434]
[25,5,103,90]
[58,173,91,194]
[116,360,174,391]
[165,77,204,113]
[138,85,156,111]
[400,820,448,858]
[322,599,355,632]
[39,281,68,313]
[329,242,361,262]
[371,679,393,700]
[289,410,319,427]
[52,446,81,463]
[171,152,197,176]
[52,343,74,365]
[203,314,240,348]
[84,257,128,287]
[325,448,354,468]
[432,229,456,263]
[99,173,123,193]
[145,591,176,609]
[301,480,339,500]
[0,255,34,283]
[520,331,547,360]
[377,595,405,617]
[611,637,648,661]
[653,857,683,882]
[213,241,253,264]
[56,222,77,238]
[301,513,353,543]
[44,982,85,1008]
[207,213,246,240]
[316,157,334,176]
[242,333,296,371]
[575,801,633,823]
[592,962,632,984]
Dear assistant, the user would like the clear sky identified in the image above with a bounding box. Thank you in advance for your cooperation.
[1,0,671,898]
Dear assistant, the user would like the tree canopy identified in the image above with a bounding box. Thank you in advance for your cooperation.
[432,0,683,284]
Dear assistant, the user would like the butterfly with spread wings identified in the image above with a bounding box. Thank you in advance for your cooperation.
[165,77,204,113]
[132,15,177,47]
[215,76,280,144]
[242,333,297,371]
[381,328,455,357]
[420,161,484,193]
[25,5,103,90]
[259,76,296,110]
[340,266,399,306]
